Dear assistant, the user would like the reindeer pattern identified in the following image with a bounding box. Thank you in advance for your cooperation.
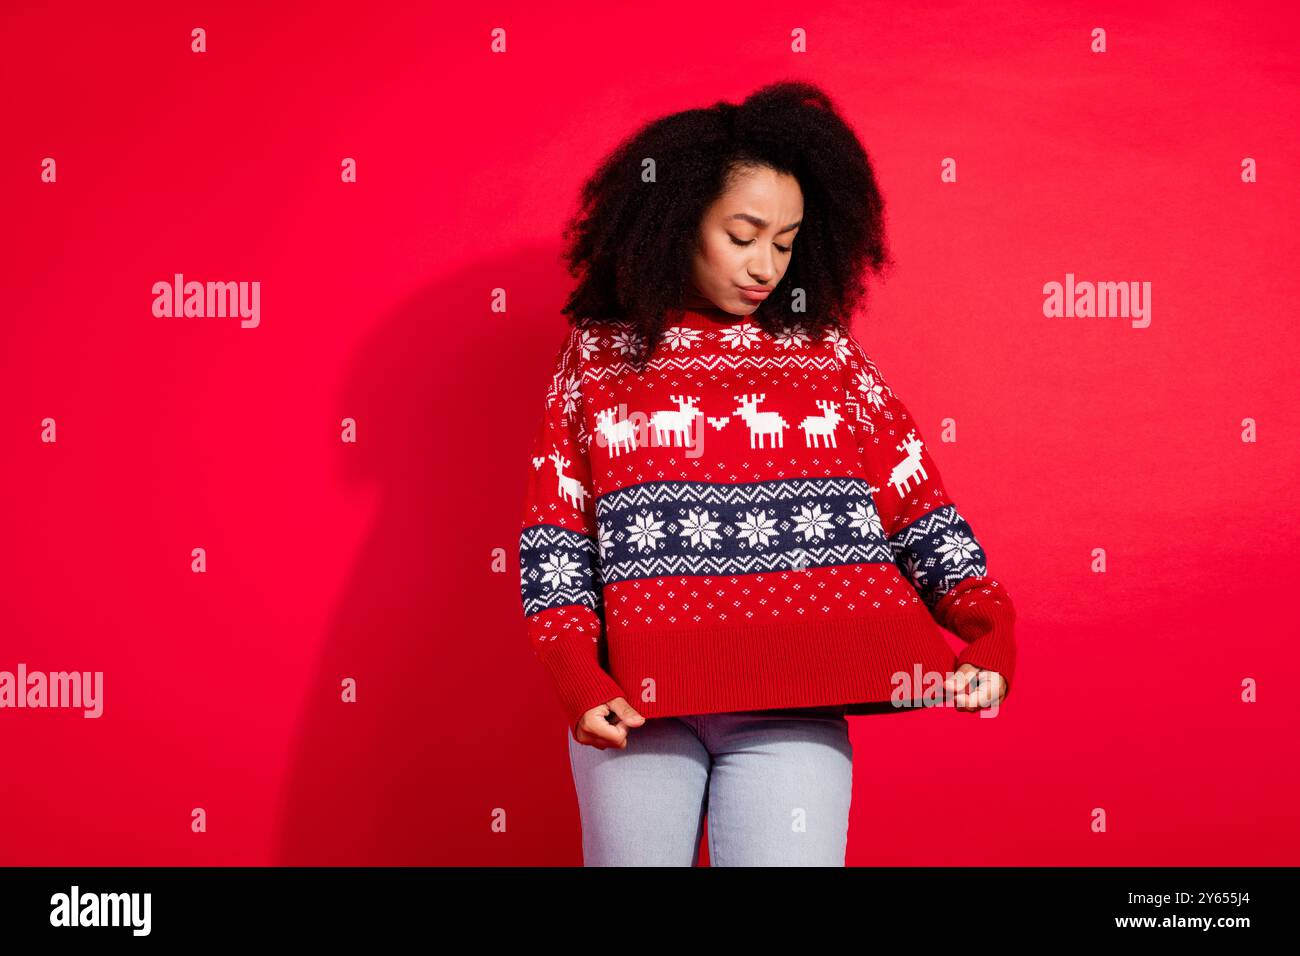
[732,393,789,448]
[799,399,843,448]
[548,449,589,512]
[887,429,927,497]
[582,392,860,456]
[541,396,929,518]
[594,405,640,457]
[564,326,932,485]
[649,395,701,447]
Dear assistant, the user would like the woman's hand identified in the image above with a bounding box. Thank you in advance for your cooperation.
[573,697,646,748]
[946,664,1006,711]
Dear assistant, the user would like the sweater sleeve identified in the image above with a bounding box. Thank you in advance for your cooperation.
[835,325,1018,697]
[518,326,628,729]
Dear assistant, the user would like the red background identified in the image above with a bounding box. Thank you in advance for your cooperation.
[3,0,1298,865]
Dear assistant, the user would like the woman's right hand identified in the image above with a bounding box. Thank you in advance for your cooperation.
[573,697,646,749]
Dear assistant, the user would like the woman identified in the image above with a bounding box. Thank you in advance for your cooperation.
[518,80,1016,866]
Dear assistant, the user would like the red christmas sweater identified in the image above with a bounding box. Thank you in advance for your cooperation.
[518,306,1016,728]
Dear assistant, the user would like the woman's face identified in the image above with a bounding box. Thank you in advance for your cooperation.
[683,163,804,316]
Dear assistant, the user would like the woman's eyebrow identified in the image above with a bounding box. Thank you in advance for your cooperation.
[727,212,802,234]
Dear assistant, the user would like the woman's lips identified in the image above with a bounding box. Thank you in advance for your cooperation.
[738,286,771,302]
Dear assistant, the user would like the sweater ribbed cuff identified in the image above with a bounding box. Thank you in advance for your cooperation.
[954,629,1016,698]
[537,636,628,730]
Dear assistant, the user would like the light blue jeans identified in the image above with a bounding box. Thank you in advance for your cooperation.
[567,705,853,866]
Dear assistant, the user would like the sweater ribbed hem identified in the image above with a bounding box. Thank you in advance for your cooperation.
[605,607,961,719]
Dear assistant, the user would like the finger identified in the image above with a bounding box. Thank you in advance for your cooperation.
[580,707,630,748]
[574,725,610,749]
[574,721,615,749]
[572,717,587,745]
[949,668,979,710]
[955,672,999,709]
[946,666,977,705]
[975,673,998,707]
[607,697,646,728]
[573,706,610,748]
[979,672,1006,706]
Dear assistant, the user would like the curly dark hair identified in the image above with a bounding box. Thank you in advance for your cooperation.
[559,79,895,367]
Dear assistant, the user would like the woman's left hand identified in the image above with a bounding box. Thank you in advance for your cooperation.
[946,664,1006,711]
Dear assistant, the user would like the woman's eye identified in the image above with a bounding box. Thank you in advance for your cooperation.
[729,235,792,254]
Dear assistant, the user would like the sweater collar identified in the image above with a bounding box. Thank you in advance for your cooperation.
[669,305,750,327]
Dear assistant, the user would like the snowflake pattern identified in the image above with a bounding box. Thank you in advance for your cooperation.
[597,523,615,562]
[609,328,643,357]
[888,506,989,608]
[854,368,887,410]
[719,321,763,349]
[771,324,811,349]
[825,327,853,364]
[846,500,884,539]
[576,328,603,361]
[592,479,899,587]
[625,510,666,552]
[661,325,703,351]
[539,551,582,590]
[935,530,979,566]
[791,502,835,541]
[556,371,582,422]
[735,509,780,548]
[678,507,723,549]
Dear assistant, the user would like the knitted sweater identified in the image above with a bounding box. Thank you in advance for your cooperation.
[518,307,1016,728]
